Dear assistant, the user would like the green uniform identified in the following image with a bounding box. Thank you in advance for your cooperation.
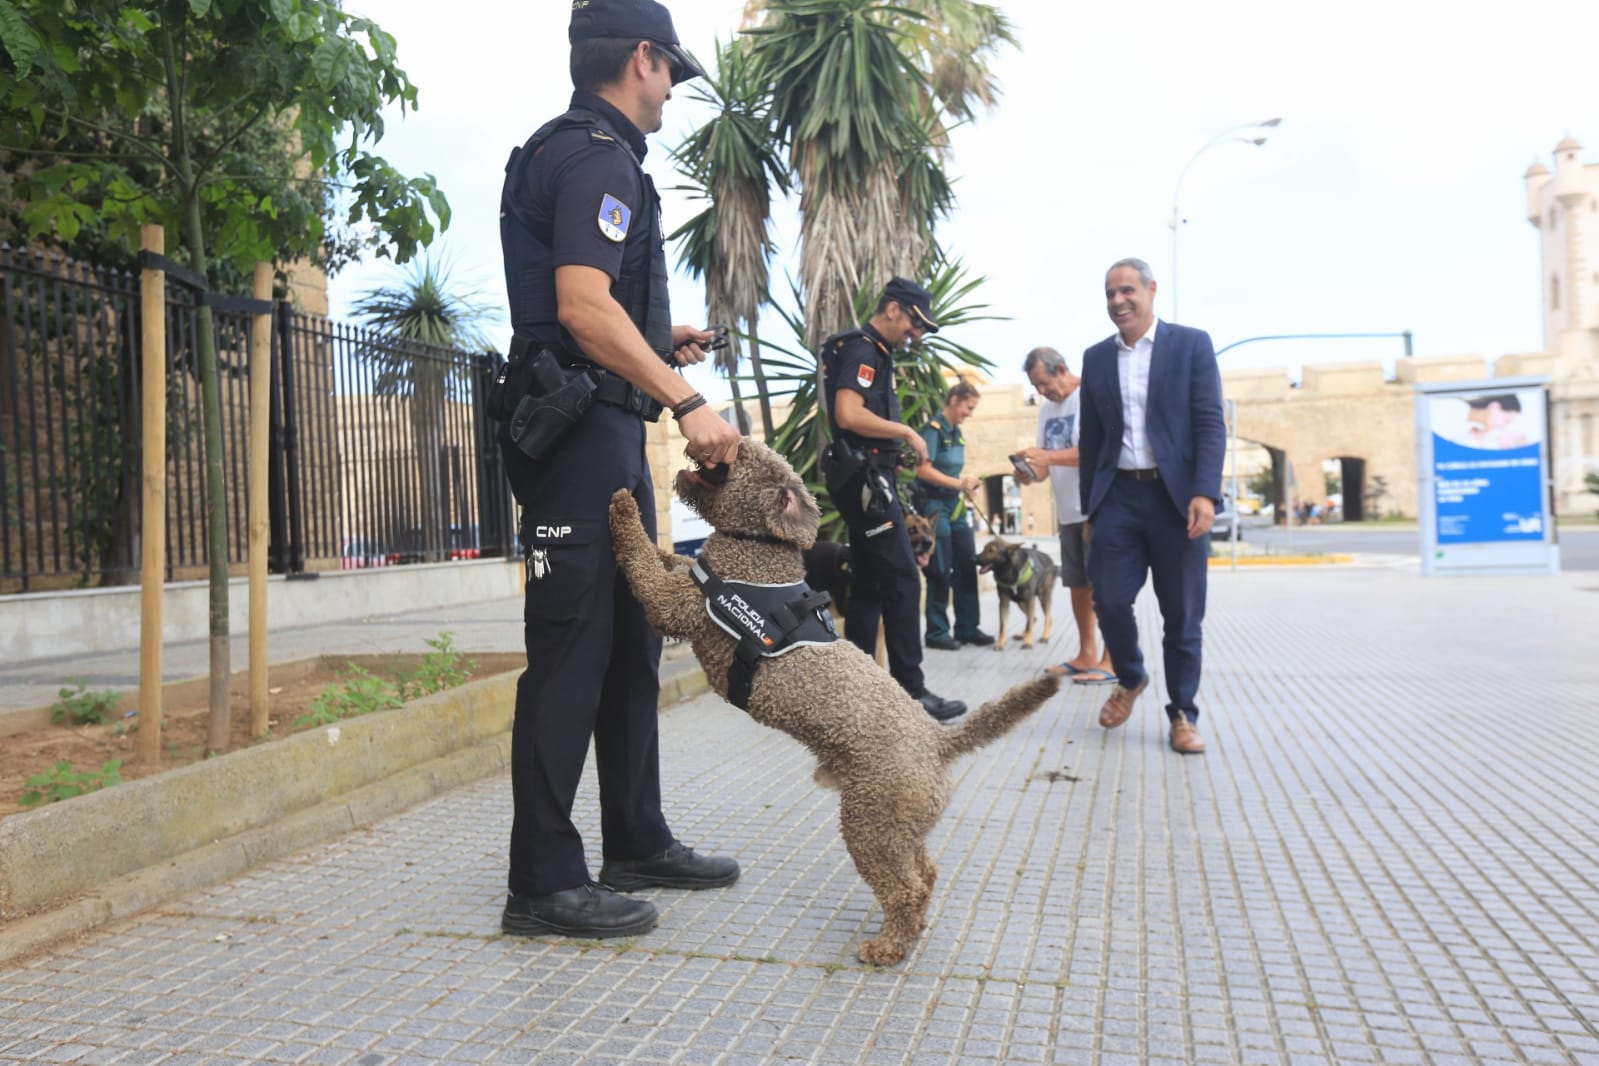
[919,413,981,642]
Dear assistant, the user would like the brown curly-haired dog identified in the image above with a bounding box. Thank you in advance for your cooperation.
[608,440,1060,967]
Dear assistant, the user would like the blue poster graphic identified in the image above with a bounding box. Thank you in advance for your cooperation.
[1432,436,1544,544]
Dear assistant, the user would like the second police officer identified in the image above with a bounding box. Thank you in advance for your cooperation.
[821,278,968,722]
[494,0,741,943]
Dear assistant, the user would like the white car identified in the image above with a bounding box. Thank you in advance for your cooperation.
[1210,494,1241,542]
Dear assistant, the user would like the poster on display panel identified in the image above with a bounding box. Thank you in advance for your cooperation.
[1415,376,1560,576]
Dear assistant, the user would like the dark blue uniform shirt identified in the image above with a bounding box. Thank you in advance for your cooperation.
[825,324,902,460]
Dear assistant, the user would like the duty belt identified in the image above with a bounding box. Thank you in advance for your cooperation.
[558,357,663,422]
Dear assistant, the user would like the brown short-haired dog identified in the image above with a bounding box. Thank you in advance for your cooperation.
[608,440,1059,966]
[974,537,1057,650]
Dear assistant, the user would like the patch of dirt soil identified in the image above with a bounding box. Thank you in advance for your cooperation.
[0,653,523,820]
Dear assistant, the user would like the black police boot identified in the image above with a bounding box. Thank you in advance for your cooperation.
[599,841,741,892]
[919,690,967,721]
[958,630,995,646]
[925,635,960,651]
[501,884,658,939]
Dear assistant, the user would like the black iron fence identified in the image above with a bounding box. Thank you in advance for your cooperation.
[0,244,514,594]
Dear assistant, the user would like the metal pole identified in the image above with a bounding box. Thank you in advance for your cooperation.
[137,225,166,766]
[1285,459,1295,554]
[248,263,273,739]
[1228,399,1239,570]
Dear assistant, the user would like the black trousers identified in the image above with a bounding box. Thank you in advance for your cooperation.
[833,467,925,697]
[500,402,674,896]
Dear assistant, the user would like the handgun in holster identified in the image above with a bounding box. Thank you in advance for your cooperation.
[819,439,866,495]
[504,347,597,463]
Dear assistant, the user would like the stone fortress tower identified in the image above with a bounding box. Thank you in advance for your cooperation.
[1524,136,1599,510]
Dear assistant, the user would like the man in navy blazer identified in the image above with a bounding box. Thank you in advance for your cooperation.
[1077,258,1226,754]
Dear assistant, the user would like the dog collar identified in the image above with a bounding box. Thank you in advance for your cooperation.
[714,530,790,547]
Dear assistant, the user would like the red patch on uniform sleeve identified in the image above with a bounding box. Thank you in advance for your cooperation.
[856,365,875,388]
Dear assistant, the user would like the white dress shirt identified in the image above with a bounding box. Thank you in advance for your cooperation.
[1116,319,1158,470]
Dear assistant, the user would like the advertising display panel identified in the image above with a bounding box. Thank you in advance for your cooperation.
[1416,377,1559,576]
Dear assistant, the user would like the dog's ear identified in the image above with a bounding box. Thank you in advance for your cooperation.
[769,481,820,548]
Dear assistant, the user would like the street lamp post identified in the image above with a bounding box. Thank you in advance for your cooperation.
[1169,117,1281,322]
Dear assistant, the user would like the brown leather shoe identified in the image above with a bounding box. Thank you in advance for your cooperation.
[1098,678,1147,728]
[1169,717,1207,754]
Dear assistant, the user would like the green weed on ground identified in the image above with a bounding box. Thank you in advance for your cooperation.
[50,680,121,726]
[20,759,123,807]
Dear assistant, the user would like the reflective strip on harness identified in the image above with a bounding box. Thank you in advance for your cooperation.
[689,557,838,710]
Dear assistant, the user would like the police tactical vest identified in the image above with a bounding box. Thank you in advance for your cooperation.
[821,326,901,456]
[690,557,838,711]
[500,106,673,362]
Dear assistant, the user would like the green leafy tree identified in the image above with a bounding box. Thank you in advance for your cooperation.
[1584,471,1599,517]
[351,254,497,558]
[0,0,450,756]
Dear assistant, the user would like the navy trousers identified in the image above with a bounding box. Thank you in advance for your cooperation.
[1085,476,1209,722]
[834,468,925,698]
[501,403,674,896]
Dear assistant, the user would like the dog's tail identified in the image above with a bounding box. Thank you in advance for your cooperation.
[937,675,1060,763]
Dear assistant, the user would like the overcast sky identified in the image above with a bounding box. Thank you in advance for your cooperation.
[330,0,1599,401]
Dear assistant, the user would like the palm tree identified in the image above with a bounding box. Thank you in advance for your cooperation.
[896,0,1015,127]
[744,0,933,347]
[351,254,497,560]
[758,254,1000,540]
[670,36,790,440]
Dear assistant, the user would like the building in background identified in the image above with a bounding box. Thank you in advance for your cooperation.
[1524,135,1599,513]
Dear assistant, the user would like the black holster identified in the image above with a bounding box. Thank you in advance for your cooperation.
[497,344,596,462]
[819,439,866,495]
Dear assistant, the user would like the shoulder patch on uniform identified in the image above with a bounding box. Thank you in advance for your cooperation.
[856,364,876,388]
[597,193,631,242]
[589,129,615,144]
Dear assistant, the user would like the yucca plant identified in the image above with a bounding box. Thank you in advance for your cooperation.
[755,253,1000,540]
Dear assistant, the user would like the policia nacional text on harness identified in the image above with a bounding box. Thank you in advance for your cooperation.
[689,557,837,710]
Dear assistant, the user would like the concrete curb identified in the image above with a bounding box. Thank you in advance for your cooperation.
[1208,553,1354,566]
[0,659,710,966]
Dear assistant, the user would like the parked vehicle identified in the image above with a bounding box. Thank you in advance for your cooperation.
[340,537,390,570]
[388,525,483,564]
[670,498,712,556]
[446,524,481,560]
[1210,494,1241,542]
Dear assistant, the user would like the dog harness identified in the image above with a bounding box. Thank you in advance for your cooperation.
[689,557,838,711]
[994,557,1036,591]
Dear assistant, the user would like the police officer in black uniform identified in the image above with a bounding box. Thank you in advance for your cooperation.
[822,278,967,722]
[495,0,741,942]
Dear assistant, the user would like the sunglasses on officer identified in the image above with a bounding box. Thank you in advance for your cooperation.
[643,40,690,85]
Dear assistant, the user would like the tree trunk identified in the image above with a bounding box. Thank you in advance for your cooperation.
[412,362,448,556]
[165,21,230,755]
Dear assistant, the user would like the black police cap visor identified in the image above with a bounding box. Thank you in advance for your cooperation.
[570,0,705,84]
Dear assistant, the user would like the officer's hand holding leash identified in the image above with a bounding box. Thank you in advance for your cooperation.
[670,324,728,368]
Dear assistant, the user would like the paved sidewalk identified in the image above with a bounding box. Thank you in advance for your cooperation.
[2,559,1598,1063]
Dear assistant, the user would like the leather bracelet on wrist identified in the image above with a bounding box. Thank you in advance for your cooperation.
[671,393,707,420]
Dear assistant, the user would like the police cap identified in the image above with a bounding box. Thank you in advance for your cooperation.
[569,0,705,85]
[881,277,940,333]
